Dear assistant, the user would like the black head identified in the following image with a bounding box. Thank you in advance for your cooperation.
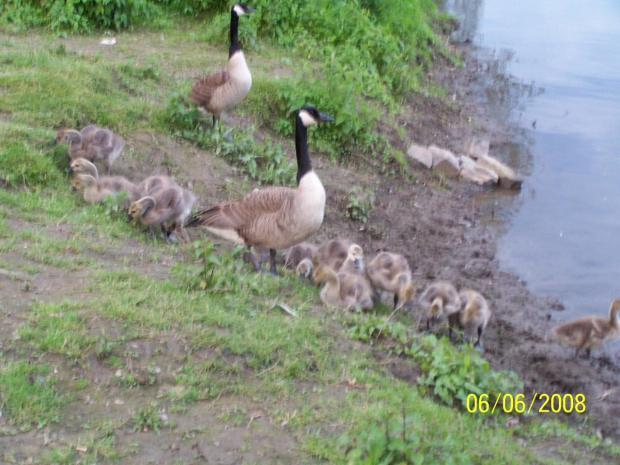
[297,106,334,127]
[232,3,256,16]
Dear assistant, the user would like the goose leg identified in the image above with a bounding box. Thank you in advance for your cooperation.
[244,247,262,272]
[473,325,483,348]
[393,293,399,310]
[269,249,278,276]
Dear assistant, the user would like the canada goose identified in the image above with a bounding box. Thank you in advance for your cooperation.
[366,252,416,310]
[127,186,196,243]
[553,299,620,359]
[185,106,333,274]
[137,175,178,197]
[67,157,99,178]
[55,126,124,175]
[419,281,460,330]
[313,238,354,272]
[70,173,141,206]
[284,242,317,270]
[296,258,313,280]
[312,264,374,310]
[189,3,256,129]
[339,244,365,275]
[448,290,491,349]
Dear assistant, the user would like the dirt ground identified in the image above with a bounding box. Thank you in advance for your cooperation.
[1,34,619,463]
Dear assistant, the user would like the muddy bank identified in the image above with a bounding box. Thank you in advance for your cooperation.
[388,43,620,439]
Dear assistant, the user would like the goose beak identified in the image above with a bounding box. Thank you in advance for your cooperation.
[65,166,74,173]
[48,138,57,147]
[71,186,77,194]
[354,258,362,270]
[126,215,134,223]
[318,112,334,123]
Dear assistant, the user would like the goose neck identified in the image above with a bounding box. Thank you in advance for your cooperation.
[229,10,241,58]
[295,116,312,185]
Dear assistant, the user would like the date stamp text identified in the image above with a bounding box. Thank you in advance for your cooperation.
[466,393,586,414]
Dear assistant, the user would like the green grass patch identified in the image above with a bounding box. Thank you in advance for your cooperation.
[0,360,66,430]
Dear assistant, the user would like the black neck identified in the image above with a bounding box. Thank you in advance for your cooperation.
[229,10,241,58]
[295,116,312,185]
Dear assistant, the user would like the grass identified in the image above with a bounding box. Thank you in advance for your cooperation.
[0,19,618,465]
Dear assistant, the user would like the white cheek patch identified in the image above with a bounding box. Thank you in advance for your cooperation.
[298,110,318,127]
[233,4,245,16]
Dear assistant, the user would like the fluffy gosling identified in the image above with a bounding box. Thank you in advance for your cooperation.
[70,173,140,207]
[313,238,354,272]
[312,264,374,310]
[284,242,317,270]
[296,258,314,280]
[553,299,620,359]
[55,126,124,175]
[127,186,196,243]
[449,289,491,350]
[419,281,460,330]
[366,251,416,310]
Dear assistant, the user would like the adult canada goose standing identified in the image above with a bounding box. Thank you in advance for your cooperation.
[553,299,620,359]
[189,3,256,129]
[185,106,333,275]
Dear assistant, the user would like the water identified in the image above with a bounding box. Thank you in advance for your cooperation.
[442,0,620,322]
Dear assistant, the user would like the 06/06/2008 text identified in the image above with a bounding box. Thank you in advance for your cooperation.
[466,393,586,414]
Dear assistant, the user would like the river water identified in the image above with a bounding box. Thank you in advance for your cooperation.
[441,0,620,323]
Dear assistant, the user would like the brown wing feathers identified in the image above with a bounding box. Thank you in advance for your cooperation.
[189,68,230,108]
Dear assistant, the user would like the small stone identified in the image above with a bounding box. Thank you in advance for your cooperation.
[476,155,522,190]
[406,144,433,169]
[459,155,498,186]
[463,137,490,159]
[429,145,460,178]
[115,369,123,377]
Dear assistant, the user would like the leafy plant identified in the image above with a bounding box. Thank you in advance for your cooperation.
[408,334,523,407]
[132,402,162,433]
[1,0,157,33]
[346,187,375,224]
[340,393,472,464]
[170,240,249,293]
[164,92,295,185]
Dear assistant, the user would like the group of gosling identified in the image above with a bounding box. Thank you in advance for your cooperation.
[56,126,196,243]
[284,239,492,351]
[55,2,619,361]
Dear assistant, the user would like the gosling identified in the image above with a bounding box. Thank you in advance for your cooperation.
[449,289,491,350]
[126,185,196,243]
[67,158,99,178]
[55,126,124,175]
[553,299,620,359]
[339,244,365,275]
[284,242,317,270]
[313,238,354,272]
[70,173,140,207]
[366,251,416,311]
[296,258,313,281]
[420,281,460,330]
[312,264,374,311]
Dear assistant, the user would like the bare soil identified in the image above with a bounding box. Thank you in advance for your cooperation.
[1,35,619,464]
